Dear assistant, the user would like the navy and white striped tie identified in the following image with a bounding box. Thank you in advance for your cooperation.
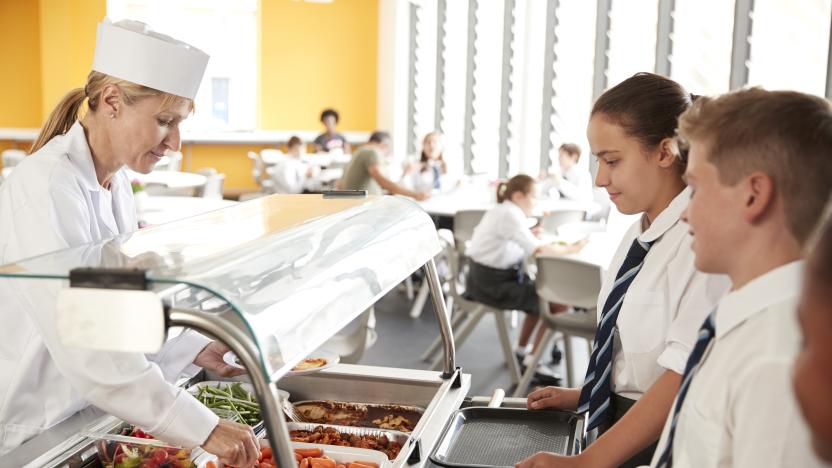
[654,312,717,468]
[577,237,653,430]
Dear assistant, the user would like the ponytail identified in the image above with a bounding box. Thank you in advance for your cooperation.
[496,182,509,203]
[30,88,87,153]
[496,174,535,204]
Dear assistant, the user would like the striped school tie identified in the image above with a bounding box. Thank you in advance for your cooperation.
[654,312,717,468]
[577,237,653,430]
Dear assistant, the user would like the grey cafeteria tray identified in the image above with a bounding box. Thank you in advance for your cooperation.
[429,407,584,468]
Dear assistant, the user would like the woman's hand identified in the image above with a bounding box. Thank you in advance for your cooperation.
[526,386,580,410]
[201,420,259,467]
[193,341,246,377]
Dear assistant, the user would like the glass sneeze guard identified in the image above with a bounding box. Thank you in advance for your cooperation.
[0,194,443,382]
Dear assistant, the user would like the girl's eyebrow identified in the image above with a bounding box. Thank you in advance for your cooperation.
[593,150,619,158]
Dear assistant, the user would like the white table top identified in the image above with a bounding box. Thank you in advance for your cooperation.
[418,187,599,218]
[127,170,207,189]
[138,196,237,226]
[260,152,352,168]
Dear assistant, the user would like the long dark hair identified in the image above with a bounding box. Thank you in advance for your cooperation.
[592,72,696,168]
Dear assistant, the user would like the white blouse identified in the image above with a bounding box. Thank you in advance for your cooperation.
[466,201,542,269]
[597,187,730,399]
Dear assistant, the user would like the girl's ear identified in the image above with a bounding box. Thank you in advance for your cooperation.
[656,137,680,169]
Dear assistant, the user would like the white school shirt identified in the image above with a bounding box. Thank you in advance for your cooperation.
[649,261,829,468]
[0,122,217,454]
[599,187,730,400]
[558,165,594,202]
[466,201,542,269]
[271,156,309,194]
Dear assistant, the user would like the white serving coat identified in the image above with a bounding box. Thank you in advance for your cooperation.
[0,122,218,454]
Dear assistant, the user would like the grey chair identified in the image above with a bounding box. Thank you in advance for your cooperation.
[247,151,276,193]
[539,209,587,234]
[512,256,602,396]
[421,209,523,385]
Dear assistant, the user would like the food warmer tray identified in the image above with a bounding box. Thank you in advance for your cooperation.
[429,407,584,468]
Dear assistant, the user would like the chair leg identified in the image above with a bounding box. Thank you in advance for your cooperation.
[494,311,521,385]
[405,277,415,300]
[431,307,485,371]
[513,328,554,397]
[420,305,471,361]
[409,281,431,318]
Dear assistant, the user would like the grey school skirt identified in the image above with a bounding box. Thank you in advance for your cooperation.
[466,260,540,314]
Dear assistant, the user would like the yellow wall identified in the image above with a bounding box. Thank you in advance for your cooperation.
[0,1,43,127]
[38,0,106,119]
[259,0,378,131]
[187,144,273,191]
[1,0,378,192]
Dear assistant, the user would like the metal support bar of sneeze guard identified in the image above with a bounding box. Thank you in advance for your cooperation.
[166,308,297,468]
[423,258,457,378]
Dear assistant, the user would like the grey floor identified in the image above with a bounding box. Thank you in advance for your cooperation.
[355,284,591,397]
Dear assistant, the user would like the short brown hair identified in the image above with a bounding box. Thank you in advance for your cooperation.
[287,136,303,148]
[559,143,581,159]
[497,174,536,204]
[678,88,832,244]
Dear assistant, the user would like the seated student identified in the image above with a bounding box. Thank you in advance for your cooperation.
[338,131,429,201]
[313,108,351,154]
[466,174,580,383]
[271,136,318,194]
[401,131,457,193]
[795,214,832,463]
[539,143,593,202]
[648,89,832,468]
[517,73,729,468]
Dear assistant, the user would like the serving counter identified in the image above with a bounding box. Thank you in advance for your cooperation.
[0,193,582,468]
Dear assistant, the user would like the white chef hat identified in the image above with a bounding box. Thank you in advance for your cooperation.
[92,18,209,99]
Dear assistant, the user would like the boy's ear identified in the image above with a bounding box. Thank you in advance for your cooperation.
[742,171,775,224]
[656,137,680,168]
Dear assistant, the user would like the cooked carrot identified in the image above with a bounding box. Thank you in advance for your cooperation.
[294,448,324,458]
[261,446,273,458]
[309,458,336,468]
[299,458,309,468]
[337,465,346,468]
[206,462,217,468]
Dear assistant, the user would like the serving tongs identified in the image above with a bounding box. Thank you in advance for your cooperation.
[281,398,313,423]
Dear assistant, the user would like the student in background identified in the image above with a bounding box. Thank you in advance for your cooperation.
[539,143,593,202]
[518,73,728,468]
[271,136,318,194]
[402,131,455,193]
[466,174,580,383]
[795,212,832,463]
[645,89,832,468]
[313,108,350,154]
[338,131,429,200]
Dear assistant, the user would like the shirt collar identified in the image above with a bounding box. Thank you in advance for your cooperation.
[715,260,804,339]
[65,121,103,192]
[504,200,526,219]
[638,186,691,243]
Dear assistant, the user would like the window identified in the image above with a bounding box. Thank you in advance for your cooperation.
[106,0,257,131]
[671,0,735,95]
[550,0,597,169]
[746,0,832,95]
[606,0,659,87]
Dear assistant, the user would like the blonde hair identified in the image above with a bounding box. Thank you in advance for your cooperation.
[678,88,832,244]
[31,71,193,153]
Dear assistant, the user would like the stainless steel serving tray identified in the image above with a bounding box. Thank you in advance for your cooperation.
[286,422,410,460]
[429,407,584,468]
[293,399,426,432]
